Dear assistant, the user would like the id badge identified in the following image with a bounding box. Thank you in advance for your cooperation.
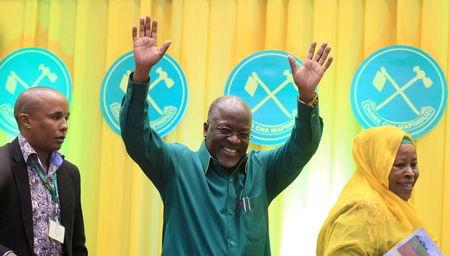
[49,219,65,244]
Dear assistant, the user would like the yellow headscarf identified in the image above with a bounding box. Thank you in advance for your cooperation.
[316,126,432,255]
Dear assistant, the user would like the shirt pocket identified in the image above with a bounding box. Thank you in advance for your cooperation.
[240,195,267,242]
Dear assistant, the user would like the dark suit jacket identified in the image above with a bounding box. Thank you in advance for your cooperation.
[0,138,88,256]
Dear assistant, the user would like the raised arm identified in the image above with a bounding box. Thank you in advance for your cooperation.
[263,42,333,200]
[120,16,173,193]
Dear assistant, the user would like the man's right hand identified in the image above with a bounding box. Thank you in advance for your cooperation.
[132,16,171,83]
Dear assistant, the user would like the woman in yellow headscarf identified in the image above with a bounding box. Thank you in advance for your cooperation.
[316,126,435,255]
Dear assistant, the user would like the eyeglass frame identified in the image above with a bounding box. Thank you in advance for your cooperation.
[207,123,252,141]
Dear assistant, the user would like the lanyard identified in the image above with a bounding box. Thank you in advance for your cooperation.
[29,156,59,204]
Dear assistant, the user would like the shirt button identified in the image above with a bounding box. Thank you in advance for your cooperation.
[311,112,316,117]
[228,240,235,246]
[229,179,233,184]
[227,209,234,215]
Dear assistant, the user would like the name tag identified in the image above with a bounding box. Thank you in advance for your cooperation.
[49,219,65,244]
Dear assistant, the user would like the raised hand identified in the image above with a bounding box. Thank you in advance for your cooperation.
[132,16,171,83]
[288,42,333,102]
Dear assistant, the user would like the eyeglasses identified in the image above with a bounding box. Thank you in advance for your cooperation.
[213,125,252,141]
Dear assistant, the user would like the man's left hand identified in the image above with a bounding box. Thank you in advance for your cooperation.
[288,42,333,102]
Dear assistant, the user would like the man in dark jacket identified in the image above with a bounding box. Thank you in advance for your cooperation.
[0,87,87,256]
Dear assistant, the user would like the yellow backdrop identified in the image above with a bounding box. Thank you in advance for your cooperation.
[0,0,448,255]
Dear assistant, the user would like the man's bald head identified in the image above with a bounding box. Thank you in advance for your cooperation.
[13,86,70,163]
[14,87,67,129]
[207,96,252,124]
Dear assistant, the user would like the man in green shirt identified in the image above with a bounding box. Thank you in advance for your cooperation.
[120,16,332,255]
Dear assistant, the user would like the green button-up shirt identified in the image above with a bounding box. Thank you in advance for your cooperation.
[120,77,323,255]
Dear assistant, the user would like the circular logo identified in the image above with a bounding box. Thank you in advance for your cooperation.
[351,45,448,139]
[100,51,188,136]
[225,50,302,146]
[0,48,72,136]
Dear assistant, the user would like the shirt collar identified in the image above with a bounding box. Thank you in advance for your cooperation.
[18,135,64,172]
[196,141,248,175]
[197,141,211,174]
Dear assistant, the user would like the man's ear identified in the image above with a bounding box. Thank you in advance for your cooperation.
[203,122,209,137]
[18,113,31,129]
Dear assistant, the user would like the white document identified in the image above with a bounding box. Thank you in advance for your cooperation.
[384,227,443,256]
